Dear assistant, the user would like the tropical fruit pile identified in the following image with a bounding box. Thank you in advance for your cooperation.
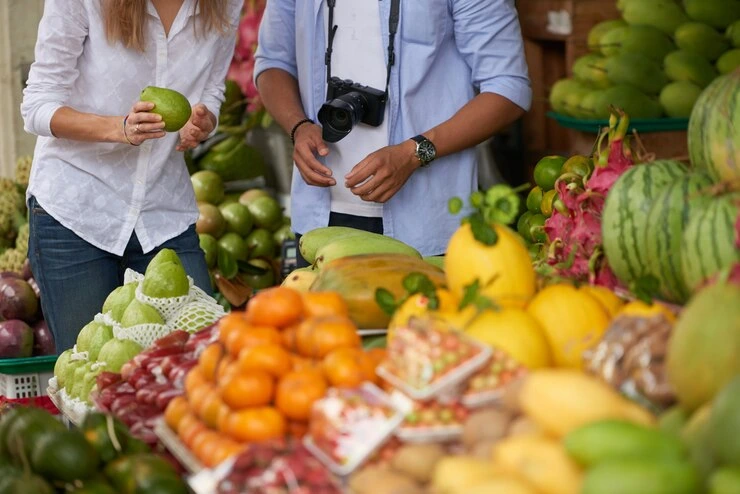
[551,0,740,119]
[0,271,53,359]
[162,286,386,468]
[51,249,224,407]
[192,170,292,299]
[0,156,31,274]
[0,405,189,493]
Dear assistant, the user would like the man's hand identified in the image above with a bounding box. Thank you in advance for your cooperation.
[176,104,216,151]
[293,123,335,187]
[345,141,419,203]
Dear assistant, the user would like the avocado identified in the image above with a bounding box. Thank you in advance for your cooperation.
[30,429,101,482]
[140,86,192,132]
[106,453,180,493]
[4,407,65,465]
[81,412,132,463]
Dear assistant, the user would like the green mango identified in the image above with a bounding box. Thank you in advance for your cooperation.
[140,86,192,132]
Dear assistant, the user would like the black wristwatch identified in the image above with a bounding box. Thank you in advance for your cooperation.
[411,135,437,167]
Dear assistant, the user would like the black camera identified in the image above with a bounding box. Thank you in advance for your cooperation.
[317,77,387,143]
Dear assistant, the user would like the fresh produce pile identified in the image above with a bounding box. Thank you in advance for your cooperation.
[550,0,740,119]
[0,157,30,274]
[0,405,189,493]
[0,271,53,359]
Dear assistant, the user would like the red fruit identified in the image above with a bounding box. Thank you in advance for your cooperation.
[96,371,122,390]
[155,387,184,410]
[120,361,139,381]
[131,372,155,391]
[153,330,190,350]
[160,355,185,379]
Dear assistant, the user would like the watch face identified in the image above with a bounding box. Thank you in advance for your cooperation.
[417,140,436,163]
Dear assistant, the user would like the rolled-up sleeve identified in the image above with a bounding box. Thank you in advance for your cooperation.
[20,0,88,137]
[200,0,241,126]
[253,0,298,84]
[452,0,532,111]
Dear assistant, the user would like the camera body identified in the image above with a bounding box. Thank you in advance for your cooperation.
[318,76,387,142]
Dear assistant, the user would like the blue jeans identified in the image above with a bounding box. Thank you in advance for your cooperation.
[27,196,212,355]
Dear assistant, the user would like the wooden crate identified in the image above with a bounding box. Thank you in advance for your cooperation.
[517,0,621,163]
[567,129,689,162]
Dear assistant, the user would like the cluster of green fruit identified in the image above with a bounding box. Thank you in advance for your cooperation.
[0,406,188,494]
[0,156,32,273]
[516,155,593,258]
[191,170,293,291]
[551,0,740,120]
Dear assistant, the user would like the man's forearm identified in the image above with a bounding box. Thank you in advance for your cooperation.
[50,106,125,143]
[256,68,310,135]
[422,93,526,159]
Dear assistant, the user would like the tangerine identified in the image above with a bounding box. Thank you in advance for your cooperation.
[199,342,227,382]
[164,396,190,433]
[275,370,328,421]
[238,343,293,378]
[184,366,208,398]
[323,347,377,387]
[219,370,275,409]
[200,389,229,429]
[246,286,305,328]
[218,311,251,344]
[224,324,283,357]
[295,315,361,359]
[224,406,286,443]
[300,291,349,318]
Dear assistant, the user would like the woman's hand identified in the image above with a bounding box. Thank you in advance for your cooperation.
[292,123,335,187]
[176,104,216,151]
[122,102,166,145]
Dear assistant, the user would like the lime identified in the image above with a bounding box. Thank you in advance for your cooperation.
[540,189,559,217]
[517,211,534,242]
[190,170,224,205]
[272,224,295,246]
[526,186,543,213]
[245,228,277,259]
[528,213,548,243]
[240,258,276,290]
[195,202,226,238]
[218,232,248,261]
[218,193,242,207]
[560,155,594,180]
[246,196,284,231]
[238,188,271,206]
[198,233,219,268]
[219,202,254,237]
[533,155,567,191]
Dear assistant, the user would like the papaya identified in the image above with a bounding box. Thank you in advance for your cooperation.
[310,253,446,329]
[581,460,701,494]
[314,234,421,269]
[564,419,687,467]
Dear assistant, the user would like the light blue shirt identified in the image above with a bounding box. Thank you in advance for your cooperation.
[254,0,532,256]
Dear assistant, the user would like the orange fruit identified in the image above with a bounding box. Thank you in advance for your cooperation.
[199,342,227,382]
[178,413,207,449]
[287,420,309,439]
[188,381,216,416]
[282,325,299,352]
[191,430,221,466]
[224,325,283,358]
[219,370,275,409]
[200,389,228,429]
[275,370,328,421]
[216,355,237,383]
[184,365,208,397]
[322,347,377,388]
[238,343,293,378]
[246,286,305,328]
[218,311,251,344]
[300,291,349,318]
[164,396,190,433]
[366,348,387,367]
[290,354,321,372]
[212,439,246,465]
[295,315,361,359]
[223,406,286,443]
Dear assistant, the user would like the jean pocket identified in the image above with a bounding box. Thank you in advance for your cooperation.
[401,0,446,45]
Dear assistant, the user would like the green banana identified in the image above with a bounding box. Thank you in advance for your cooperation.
[298,226,370,264]
[315,235,421,269]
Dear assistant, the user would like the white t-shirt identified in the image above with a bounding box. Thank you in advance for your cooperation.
[323,0,389,217]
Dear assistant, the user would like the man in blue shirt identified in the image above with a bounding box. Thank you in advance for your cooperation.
[254,0,531,260]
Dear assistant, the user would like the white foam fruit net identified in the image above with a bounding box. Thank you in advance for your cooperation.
[113,322,170,350]
[171,299,226,333]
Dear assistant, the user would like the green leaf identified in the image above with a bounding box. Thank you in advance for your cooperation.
[402,272,436,296]
[375,288,399,316]
[469,213,498,246]
[217,249,238,279]
[458,279,481,311]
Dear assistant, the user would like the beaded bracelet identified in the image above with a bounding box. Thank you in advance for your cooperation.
[290,118,314,144]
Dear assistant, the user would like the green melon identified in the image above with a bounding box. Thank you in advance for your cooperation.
[681,192,740,293]
[644,172,713,303]
[688,70,740,183]
[602,160,689,289]
[666,282,740,412]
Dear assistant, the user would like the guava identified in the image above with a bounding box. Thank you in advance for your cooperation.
[97,338,143,373]
[119,299,165,327]
[141,261,189,299]
[102,282,139,322]
[75,321,114,361]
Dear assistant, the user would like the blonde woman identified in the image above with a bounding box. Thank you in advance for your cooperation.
[21,0,242,353]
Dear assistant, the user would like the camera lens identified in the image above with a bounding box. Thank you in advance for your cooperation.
[318,92,367,143]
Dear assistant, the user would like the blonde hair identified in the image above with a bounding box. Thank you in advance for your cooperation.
[102,0,230,52]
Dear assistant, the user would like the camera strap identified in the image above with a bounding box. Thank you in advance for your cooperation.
[325,0,400,103]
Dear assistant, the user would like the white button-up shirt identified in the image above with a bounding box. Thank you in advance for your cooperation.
[21,0,241,255]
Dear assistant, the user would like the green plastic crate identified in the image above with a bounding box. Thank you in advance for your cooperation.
[0,355,57,399]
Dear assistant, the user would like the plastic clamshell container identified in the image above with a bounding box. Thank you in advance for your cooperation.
[460,350,528,409]
[376,326,492,401]
[303,383,405,477]
[389,389,465,443]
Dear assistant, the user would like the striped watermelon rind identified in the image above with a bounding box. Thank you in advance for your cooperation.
[644,172,713,304]
[681,192,740,294]
[602,160,689,288]
[687,69,740,184]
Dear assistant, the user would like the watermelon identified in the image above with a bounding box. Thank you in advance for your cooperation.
[687,69,740,183]
[602,160,689,288]
[644,172,713,303]
[681,192,740,293]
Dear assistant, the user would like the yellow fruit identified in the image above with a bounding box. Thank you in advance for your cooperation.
[432,456,502,494]
[518,369,656,438]
[464,477,539,494]
[616,300,677,323]
[492,433,584,494]
[446,223,536,309]
[526,284,610,369]
[579,285,624,318]
[280,268,318,292]
[465,308,552,369]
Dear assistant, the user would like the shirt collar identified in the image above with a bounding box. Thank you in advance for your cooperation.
[147,0,200,19]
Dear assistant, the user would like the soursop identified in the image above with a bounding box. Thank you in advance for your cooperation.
[659,81,703,117]
[15,222,29,255]
[684,0,740,30]
[14,155,32,190]
[604,53,669,94]
[717,49,740,74]
[599,25,676,63]
[664,50,719,88]
[675,22,730,61]
[622,0,689,36]
[0,248,26,274]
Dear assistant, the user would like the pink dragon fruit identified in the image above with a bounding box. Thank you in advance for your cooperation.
[543,108,633,289]
[227,0,266,113]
